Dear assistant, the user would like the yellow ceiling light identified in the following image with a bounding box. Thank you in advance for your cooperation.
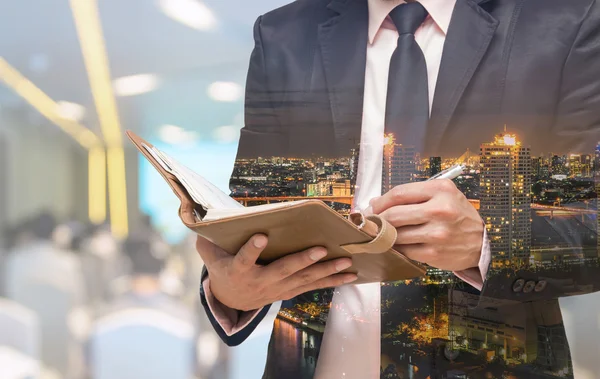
[88,146,107,224]
[56,100,86,122]
[69,0,129,238]
[0,57,107,225]
[0,58,99,149]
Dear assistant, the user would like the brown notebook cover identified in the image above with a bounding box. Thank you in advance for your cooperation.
[127,131,426,284]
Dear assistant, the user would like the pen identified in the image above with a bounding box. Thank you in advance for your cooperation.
[426,164,465,181]
[361,164,465,215]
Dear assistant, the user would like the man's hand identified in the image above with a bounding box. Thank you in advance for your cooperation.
[369,179,484,272]
[196,235,358,311]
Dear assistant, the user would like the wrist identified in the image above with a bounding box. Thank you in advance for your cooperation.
[468,223,485,269]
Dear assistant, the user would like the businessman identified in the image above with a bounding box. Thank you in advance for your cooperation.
[197,0,600,377]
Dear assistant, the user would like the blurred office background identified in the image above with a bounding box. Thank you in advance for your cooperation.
[0,0,287,378]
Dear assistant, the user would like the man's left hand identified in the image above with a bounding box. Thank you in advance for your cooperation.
[369,179,484,272]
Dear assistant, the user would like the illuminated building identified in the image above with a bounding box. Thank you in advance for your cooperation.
[532,157,544,178]
[350,145,360,191]
[449,289,572,375]
[533,154,551,178]
[381,133,416,193]
[331,180,352,197]
[479,131,532,267]
[429,156,442,176]
[568,154,584,178]
[306,181,330,197]
[551,155,569,176]
[596,142,600,253]
[303,169,317,183]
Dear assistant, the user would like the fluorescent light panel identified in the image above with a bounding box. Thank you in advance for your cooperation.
[158,0,217,31]
[113,74,160,97]
[89,146,107,224]
[0,57,107,225]
[69,0,129,238]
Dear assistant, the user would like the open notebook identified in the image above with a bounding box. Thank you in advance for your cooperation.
[140,140,309,222]
[128,131,426,284]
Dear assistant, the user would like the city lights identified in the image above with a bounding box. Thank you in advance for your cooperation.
[235,128,596,379]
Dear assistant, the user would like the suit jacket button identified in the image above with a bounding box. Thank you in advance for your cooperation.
[512,279,525,293]
[535,280,547,292]
[523,280,536,293]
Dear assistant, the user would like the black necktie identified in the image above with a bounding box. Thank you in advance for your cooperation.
[380,2,430,373]
[382,2,430,189]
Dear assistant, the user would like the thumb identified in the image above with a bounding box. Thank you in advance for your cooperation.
[195,235,229,266]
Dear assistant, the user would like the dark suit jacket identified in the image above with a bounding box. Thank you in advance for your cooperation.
[200,0,600,377]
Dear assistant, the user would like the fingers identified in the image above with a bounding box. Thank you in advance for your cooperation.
[281,273,358,300]
[231,234,268,272]
[396,244,434,264]
[393,223,450,246]
[261,246,329,282]
[379,204,429,228]
[281,257,354,292]
[195,235,229,266]
[370,179,456,214]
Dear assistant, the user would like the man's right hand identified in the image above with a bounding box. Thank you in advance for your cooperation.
[196,234,358,311]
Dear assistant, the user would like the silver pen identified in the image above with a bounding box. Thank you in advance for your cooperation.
[426,164,465,181]
[361,164,465,215]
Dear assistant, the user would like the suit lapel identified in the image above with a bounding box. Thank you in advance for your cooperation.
[318,0,369,155]
[427,0,499,152]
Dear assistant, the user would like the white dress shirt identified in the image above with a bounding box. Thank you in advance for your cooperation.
[314,0,458,377]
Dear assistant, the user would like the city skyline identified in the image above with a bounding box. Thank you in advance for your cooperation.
[230,128,600,379]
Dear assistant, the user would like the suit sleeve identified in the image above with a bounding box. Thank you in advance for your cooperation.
[198,15,286,345]
[478,0,600,305]
[199,267,272,346]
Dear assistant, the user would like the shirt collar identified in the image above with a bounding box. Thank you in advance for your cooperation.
[367,0,456,44]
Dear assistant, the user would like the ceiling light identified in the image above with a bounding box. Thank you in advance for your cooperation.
[213,125,240,143]
[207,81,242,102]
[159,124,199,145]
[113,74,160,97]
[158,0,217,31]
[56,101,86,122]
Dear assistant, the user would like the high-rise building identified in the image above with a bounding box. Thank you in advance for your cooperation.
[551,155,569,176]
[382,134,416,194]
[480,132,532,268]
[581,154,592,177]
[429,156,442,177]
[595,143,600,254]
[331,180,352,197]
[532,157,544,178]
[350,145,360,188]
[306,181,330,197]
[568,154,584,178]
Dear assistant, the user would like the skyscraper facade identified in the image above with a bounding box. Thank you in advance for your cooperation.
[429,156,442,177]
[381,134,416,193]
[480,132,532,268]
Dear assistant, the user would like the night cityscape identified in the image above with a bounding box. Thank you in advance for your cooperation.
[232,130,600,379]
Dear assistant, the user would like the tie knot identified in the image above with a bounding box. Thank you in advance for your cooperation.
[389,2,429,35]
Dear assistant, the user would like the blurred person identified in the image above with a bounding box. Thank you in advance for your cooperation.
[3,212,85,305]
[3,212,87,377]
[195,0,600,378]
[87,232,214,379]
[79,222,127,306]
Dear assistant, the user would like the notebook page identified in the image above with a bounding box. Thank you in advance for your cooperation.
[142,144,243,210]
[203,200,310,221]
